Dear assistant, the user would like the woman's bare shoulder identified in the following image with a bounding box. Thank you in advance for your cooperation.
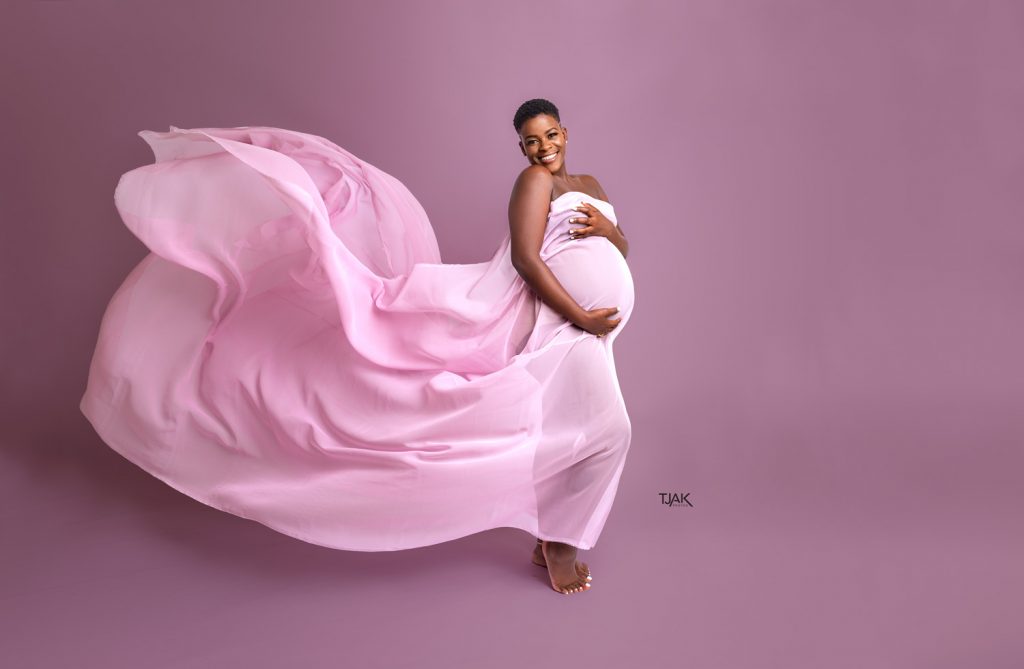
[512,165,554,196]
[578,174,611,203]
[509,166,554,212]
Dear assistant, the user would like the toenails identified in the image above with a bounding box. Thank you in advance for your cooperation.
[555,580,591,594]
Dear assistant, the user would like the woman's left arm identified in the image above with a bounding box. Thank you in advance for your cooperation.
[589,177,628,260]
[604,223,629,259]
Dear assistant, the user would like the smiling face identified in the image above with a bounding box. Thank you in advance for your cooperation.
[518,114,568,173]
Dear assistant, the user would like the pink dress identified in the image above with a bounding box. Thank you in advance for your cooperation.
[80,125,635,551]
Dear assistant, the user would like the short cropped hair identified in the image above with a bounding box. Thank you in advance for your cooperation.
[513,98,561,135]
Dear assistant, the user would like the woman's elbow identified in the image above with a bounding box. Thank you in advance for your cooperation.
[511,252,539,276]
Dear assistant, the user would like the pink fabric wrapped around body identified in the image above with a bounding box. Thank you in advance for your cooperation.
[80,125,635,551]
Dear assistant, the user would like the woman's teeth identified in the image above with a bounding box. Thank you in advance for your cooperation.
[540,152,558,163]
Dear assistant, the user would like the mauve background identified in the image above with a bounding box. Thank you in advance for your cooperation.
[2,0,1022,666]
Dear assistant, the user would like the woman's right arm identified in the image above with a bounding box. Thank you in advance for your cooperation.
[508,167,620,336]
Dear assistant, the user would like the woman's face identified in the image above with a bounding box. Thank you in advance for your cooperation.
[519,114,568,172]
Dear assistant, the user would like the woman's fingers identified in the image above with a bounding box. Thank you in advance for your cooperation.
[568,215,593,238]
[569,204,593,237]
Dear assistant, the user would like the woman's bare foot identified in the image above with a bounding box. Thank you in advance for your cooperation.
[539,540,592,594]
[532,538,592,582]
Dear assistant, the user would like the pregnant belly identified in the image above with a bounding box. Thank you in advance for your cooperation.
[545,237,635,325]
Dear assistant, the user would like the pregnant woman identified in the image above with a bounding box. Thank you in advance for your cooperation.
[81,98,635,595]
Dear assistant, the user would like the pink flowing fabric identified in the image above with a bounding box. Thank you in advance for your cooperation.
[80,125,635,551]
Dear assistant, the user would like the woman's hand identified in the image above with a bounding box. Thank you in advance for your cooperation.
[573,307,622,338]
[567,202,616,240]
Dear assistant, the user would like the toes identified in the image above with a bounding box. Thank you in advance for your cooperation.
[555,578,591,594]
